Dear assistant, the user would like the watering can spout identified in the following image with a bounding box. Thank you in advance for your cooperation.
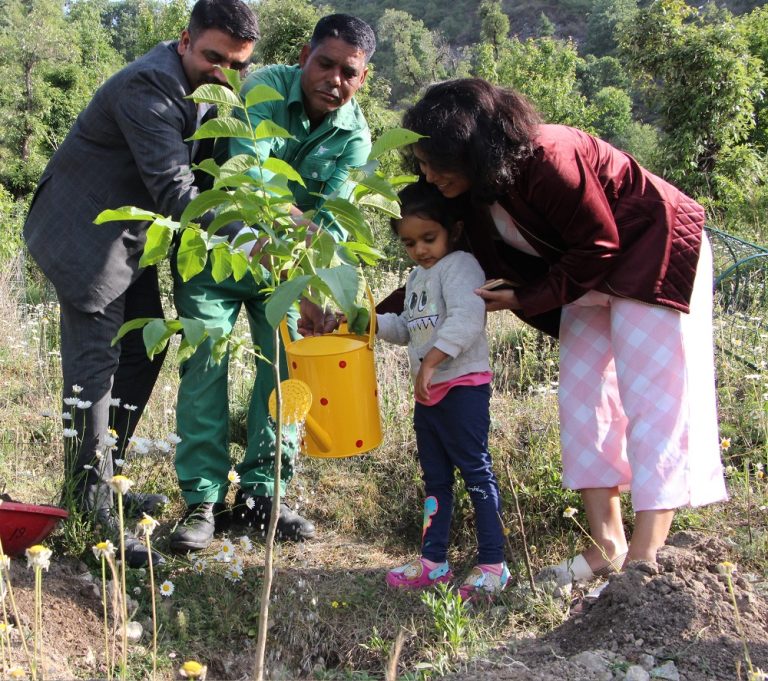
[268,379,333,454]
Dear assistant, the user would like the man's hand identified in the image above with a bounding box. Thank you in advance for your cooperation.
[475,287,521,312]
[297,297,340,337]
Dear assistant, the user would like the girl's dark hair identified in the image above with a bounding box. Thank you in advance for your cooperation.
[402,78,541,203]
[390,179,458,236]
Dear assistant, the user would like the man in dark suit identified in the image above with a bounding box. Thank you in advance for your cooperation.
[23,0,258,567]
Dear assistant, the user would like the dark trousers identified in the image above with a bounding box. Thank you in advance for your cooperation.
[58,267,166,512]
[414,384,504,565]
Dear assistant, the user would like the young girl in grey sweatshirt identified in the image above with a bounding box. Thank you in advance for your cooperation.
[376,180,509,601]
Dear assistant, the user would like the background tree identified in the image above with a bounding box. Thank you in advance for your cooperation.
[479,0,510,55]
[618,0,764,210]
[254,0,319,66]
[375,8,448,106]
[0,0,73,195]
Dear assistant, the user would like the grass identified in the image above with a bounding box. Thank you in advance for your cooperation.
[0,254,766,680]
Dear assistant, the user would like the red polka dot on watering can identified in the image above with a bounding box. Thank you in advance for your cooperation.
[339,360,347,368]
[320,398,328,406]
[356,439,363,448]
[291,361,297,369]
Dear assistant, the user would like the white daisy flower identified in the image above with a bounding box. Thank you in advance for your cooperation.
[227,469,241,484]
[71,384,84,394]
[159,580,175,597]
[63,428,78,438]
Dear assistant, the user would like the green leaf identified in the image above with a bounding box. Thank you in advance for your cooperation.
[368,128,425,160]
[244,83,284,108]
[355,171,399,201]
[262,157,306,186]
[221,67,242,94]
[176,228,208,281]
[321,199,373,243]
[220,154,260,176]
[358,193,402,218]
[188,83,241,109]
[142,319,175,360]
[207,209,246,235]
[348,306,369,336]
[265,275,313,328]
[180,190,232,228]
[210,334,229,364]
[337,241,386,267]
[210,246,234,282]
[189,117,251,141]
[231,250,249,281]
[253,119,295,140]
[111,317,156,346]
[139,221,173,267]
[180,317,207,348]
[94,206,157,224]
[316,265,360,313]
[193,158,222,179]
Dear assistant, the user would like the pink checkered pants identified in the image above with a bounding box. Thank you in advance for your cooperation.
[558,236,727,511]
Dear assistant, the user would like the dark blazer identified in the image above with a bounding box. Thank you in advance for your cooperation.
[24,41,213,313]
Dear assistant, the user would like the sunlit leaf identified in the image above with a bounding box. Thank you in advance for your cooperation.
[358,193,402,218]
[368,128,424,160]
[253,119,295,140]
[231,250,249,281]
[94,206,157,224]
[262,157,306,186]
[316,265,359,313]
[244,84,284,108]
[180,317,207,348]
[139,221,173,267]
[321,199,372,243]
[210,245,233,282]
[180,190,232,228]
[142,319,175,360]
[111,317,155,346]
[265,275,312,328]
[176,228,207,281]
[188,83,241,109]
[189,117,251,140]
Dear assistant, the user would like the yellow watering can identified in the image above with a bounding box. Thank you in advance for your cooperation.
[271,291,383,458]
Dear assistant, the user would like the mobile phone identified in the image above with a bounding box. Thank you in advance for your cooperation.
[479,278,516,291]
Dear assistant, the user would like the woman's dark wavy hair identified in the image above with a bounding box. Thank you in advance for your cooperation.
[402,78,541,203]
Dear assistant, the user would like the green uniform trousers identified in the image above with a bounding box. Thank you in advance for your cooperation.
[173,262,299,504]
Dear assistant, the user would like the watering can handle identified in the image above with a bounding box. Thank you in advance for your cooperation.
[279,287,377,350]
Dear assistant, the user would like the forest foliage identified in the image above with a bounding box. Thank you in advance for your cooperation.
[0,0,766,257]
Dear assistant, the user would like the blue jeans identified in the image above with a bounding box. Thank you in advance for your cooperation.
[414,384,504,564]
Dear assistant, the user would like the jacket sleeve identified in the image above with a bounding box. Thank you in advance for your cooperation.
[113,67,222,233]
[513,145,622,316]
[432,252,487,358]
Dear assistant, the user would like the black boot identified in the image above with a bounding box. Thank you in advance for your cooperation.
[232,491,316,541]
[169,502,229,553]
[123,492,169,517]
[92,508,165,568]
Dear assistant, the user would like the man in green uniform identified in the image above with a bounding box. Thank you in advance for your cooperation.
[170,14,375,552]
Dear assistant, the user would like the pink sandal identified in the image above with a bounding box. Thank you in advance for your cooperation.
[386,557,453,590]
[458,562,510,602]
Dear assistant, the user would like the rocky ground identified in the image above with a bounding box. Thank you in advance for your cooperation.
[4,531,767,680]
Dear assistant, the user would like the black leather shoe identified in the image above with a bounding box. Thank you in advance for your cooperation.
[169,502,229,553]
[93,509,165,568]
[232,491,316,541]
[124,492,169,517]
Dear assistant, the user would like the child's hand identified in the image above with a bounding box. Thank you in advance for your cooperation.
[414,364,434,402]
[415,347,450,402]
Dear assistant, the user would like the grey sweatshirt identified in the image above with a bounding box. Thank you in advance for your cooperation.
[376,250,491,384]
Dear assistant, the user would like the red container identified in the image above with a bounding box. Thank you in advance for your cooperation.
[0,502,69,557]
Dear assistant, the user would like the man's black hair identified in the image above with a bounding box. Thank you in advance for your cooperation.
[310,14,376,61]
[188,0,260,42]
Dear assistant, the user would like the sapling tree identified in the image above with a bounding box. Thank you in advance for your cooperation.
[96,67,419,680]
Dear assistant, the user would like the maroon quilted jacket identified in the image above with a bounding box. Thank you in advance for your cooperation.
[457,125,704,337]
[377,125,705,338]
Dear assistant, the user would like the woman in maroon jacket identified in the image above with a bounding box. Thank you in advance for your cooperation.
[401,78,727,585]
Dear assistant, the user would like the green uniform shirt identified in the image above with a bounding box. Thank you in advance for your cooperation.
[229,64,371,239]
